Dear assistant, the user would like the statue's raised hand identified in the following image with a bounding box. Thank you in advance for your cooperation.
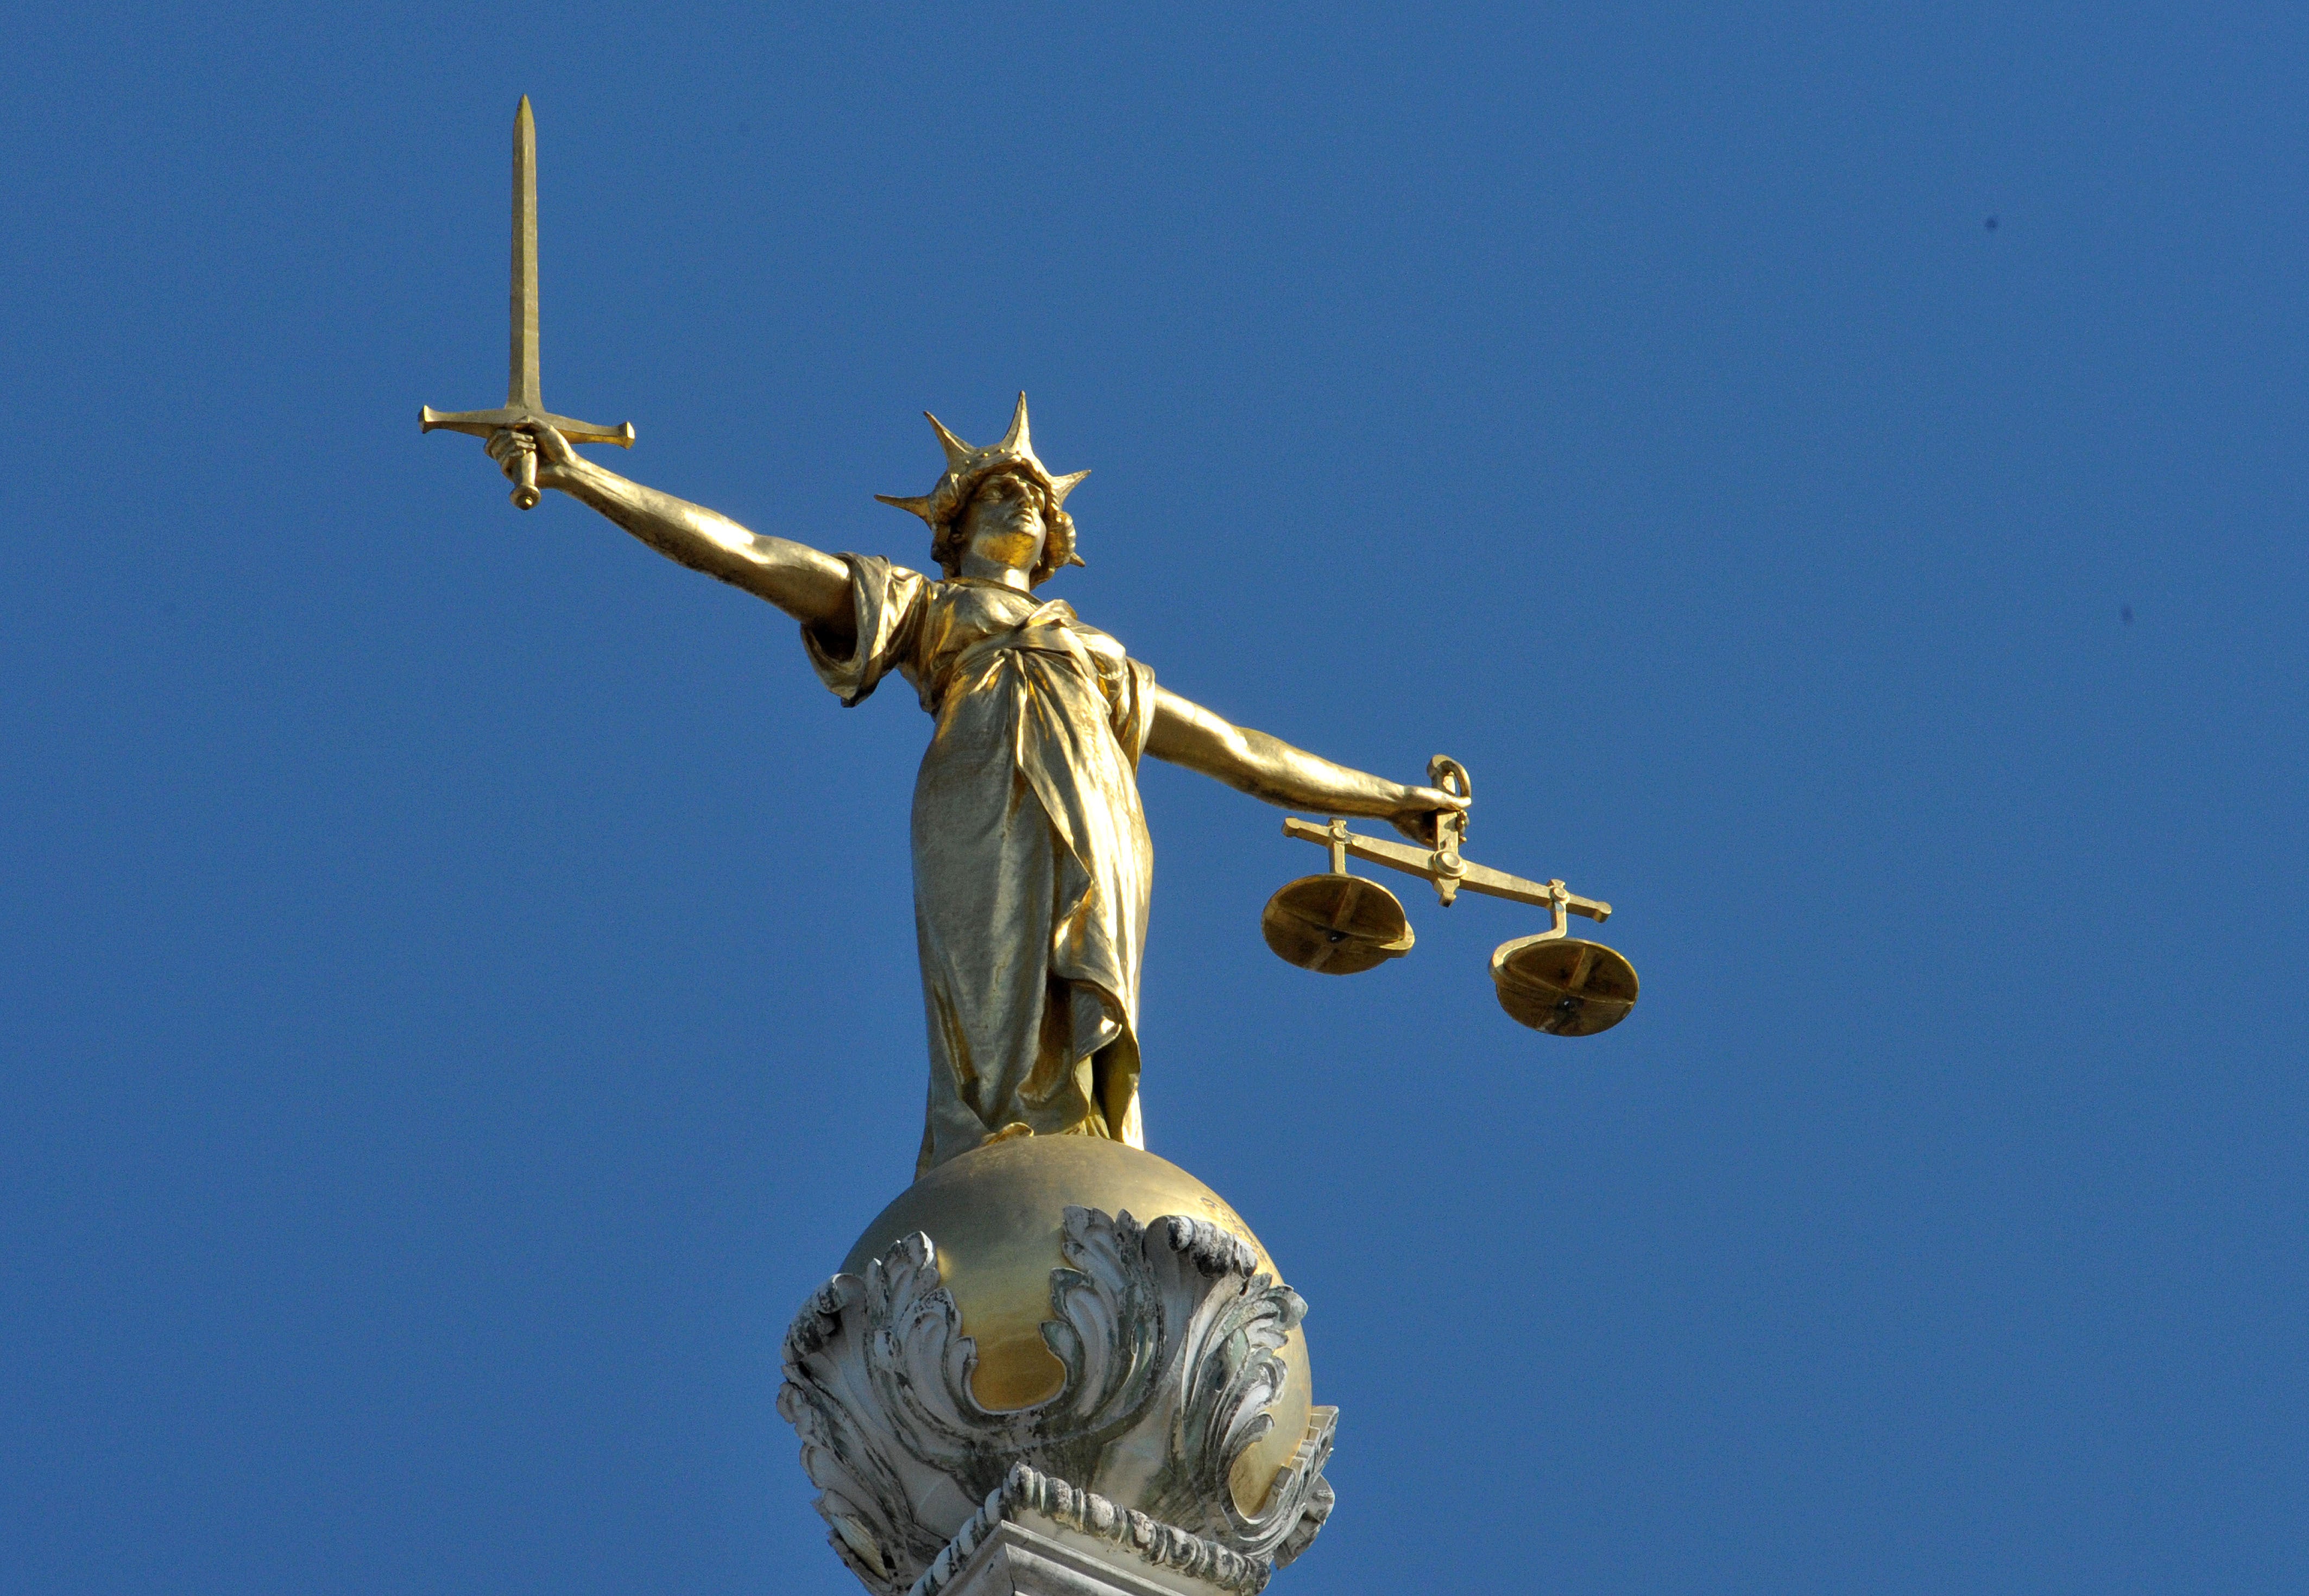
[485,421,583,504]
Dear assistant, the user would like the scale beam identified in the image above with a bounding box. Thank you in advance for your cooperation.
[1280,815,1612,922]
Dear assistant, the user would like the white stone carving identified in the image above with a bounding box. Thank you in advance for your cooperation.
[912,1463,1271,1596]
[778,1209,1336,1595]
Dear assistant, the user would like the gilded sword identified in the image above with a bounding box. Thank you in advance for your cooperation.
[421,96,633,507]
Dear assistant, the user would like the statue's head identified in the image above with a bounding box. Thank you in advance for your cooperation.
[876,394,1087,586]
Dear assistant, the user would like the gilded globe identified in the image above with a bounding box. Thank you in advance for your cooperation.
[842,1134,1315,1514]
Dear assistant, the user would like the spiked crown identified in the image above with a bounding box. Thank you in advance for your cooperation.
[876,393,1088,586]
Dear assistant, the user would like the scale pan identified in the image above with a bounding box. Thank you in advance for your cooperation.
[1261,874,1415,975]
[1492,936,1639,1036]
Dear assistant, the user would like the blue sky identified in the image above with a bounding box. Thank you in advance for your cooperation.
[3,5,2304,1592]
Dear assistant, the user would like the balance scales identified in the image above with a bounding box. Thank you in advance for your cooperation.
[1263,757,1639,1036]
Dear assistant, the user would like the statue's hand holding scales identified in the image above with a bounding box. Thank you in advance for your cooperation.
[426,98,1624,1181]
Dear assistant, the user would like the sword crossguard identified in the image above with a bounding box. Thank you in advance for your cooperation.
[419,406,636,509]
[419,406,636,447]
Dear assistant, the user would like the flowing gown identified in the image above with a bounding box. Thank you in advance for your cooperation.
[804,555,1157,1177]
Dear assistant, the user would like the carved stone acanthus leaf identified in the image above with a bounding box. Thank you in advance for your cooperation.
[777,1208,1337,1595]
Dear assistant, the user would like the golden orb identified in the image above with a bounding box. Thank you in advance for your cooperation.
[842,1134,1315,1513]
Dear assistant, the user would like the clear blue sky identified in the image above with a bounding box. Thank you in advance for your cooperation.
[4,5,2303,1593]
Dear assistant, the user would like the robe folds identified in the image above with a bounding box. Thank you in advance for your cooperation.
[804,555,1157,1177]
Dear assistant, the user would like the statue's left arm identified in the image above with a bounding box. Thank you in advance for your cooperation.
[1145,687,1466,844]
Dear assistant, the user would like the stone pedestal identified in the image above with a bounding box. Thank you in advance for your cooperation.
[777,1138,1334,1594]
[914,1466,1277,1596]
[935,1522,1238,1596]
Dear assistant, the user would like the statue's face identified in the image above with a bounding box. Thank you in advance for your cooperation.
[960,472,1046,576]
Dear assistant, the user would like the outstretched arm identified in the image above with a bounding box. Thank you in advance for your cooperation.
[1145,687,1467,843]
[489,422,855,649]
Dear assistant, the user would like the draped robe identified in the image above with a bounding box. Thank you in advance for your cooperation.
[804,556,1156,1177]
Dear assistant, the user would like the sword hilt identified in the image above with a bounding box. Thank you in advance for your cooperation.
[510,447,541,510]
[421,404,634,513]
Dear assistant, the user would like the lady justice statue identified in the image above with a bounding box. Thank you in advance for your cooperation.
[426,99,1514,1595]
[480,398,1465,1181]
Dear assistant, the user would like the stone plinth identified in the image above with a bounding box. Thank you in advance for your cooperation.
[914,1465,1287,1596]
[934,1524,1201,1596]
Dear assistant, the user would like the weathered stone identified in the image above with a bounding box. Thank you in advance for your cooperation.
[779,1212,1336,1594]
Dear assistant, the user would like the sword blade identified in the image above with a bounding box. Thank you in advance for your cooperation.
[509,96,541,411]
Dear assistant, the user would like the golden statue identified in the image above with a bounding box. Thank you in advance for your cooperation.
[473,395,1465,1176]
[421,98,1641,1193]
[425,102,1642,1590]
